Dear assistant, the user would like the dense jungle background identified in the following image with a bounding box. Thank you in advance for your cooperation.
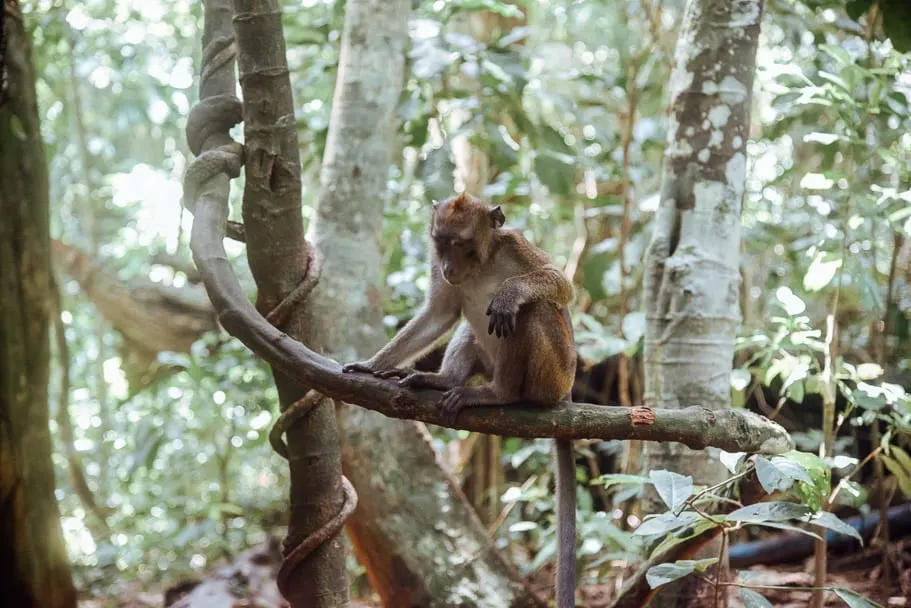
[2,0,911,606]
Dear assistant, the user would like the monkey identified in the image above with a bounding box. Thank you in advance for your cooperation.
[343,192,578,608]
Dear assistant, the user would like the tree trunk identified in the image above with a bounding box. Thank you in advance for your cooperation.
[230,1,349,606]
[0,3,78,605]
[641,0,764,605]
[305,1,540,606]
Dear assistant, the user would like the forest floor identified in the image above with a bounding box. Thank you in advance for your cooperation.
[82,536,910,607]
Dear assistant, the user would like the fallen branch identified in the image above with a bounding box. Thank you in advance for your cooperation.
[189,186,790,454]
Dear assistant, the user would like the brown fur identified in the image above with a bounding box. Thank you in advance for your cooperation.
[344,193,578,608]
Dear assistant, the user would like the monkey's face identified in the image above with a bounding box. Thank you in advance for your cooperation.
[433,232,482,285]
[431,194,506,286]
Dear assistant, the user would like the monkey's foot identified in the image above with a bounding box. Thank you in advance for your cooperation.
[398,372,456,391]
[437,386,498,425]
[374,368,411,380]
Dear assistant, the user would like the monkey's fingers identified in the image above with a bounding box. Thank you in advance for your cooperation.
[438,389,467,425]
[399,373,450,390]
[342,362,375,374]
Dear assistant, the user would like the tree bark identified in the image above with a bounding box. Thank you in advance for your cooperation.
[0,3,78,605]
[641,0,764,605]
[304,1,541,605]
[228,1,350,606]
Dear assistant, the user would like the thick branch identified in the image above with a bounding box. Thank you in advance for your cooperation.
[191,200,790,454]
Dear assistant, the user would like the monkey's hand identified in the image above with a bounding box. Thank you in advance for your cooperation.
[397,372,456,391]
[486,281,525,338]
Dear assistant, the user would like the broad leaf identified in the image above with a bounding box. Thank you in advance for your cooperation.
[754,455,814,494]
[645,558,717,589]
[727,501,812,524]
[833,588,885,608]
[740,588,774,608]
[803,251,842,292]
[808,512,862,545]
[634,511,702,537]
[720,450,746,474]
[650,470,693,512]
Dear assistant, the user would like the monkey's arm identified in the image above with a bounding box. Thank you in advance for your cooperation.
[344,265,461,373]
[486,264,573,337]
[397,322,484,390]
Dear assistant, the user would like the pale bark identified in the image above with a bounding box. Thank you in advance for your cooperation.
[304,1,540,605]
[0,3,77,604]
[641,0,765,605]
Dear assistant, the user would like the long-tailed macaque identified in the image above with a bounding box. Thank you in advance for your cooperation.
[343,193,578,608]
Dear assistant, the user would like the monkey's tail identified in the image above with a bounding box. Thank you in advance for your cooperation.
[554,438,576,608]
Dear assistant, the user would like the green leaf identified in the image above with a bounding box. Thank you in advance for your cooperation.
[833,587,885,608]
[727,501,812,524]
[784,451,831,510]
[818,71,849,91]
[754,456,814,493]
[508,521,539,533]
[649,517,718,558]
[634,511,702,537]
[856,363,884,380]
[750,520,823,541]
[720,450,746,474]
[892,446,911,476]
[730,369,752,392]
[781,362,809,392]
[9,115,27,141]
[803,132,840,145]
[803,251,843,292]
[800,173,834,190]
[645,558,717,589]
[775,286,807,315]
[808,511,863,545]
[650,470,694,512]
[820,44,853,68]
[740,588,774,608]
[646,562,695,589]
[880,455,911,497]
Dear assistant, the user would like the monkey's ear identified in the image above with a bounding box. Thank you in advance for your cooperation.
[489,205,506,228]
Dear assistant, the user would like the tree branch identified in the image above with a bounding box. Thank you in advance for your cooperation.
[191,198,790,454]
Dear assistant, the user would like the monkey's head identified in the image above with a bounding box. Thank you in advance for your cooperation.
[430,193,506,285]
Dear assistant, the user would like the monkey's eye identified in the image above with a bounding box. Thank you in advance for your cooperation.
[465,249,477,259]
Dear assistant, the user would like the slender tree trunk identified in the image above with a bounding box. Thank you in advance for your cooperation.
[305,1,540,605]
[0,3,78,605]
[641,0,764,605]
[230,1,349,605]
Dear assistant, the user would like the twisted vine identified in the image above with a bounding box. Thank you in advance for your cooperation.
[183,20,356,601]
